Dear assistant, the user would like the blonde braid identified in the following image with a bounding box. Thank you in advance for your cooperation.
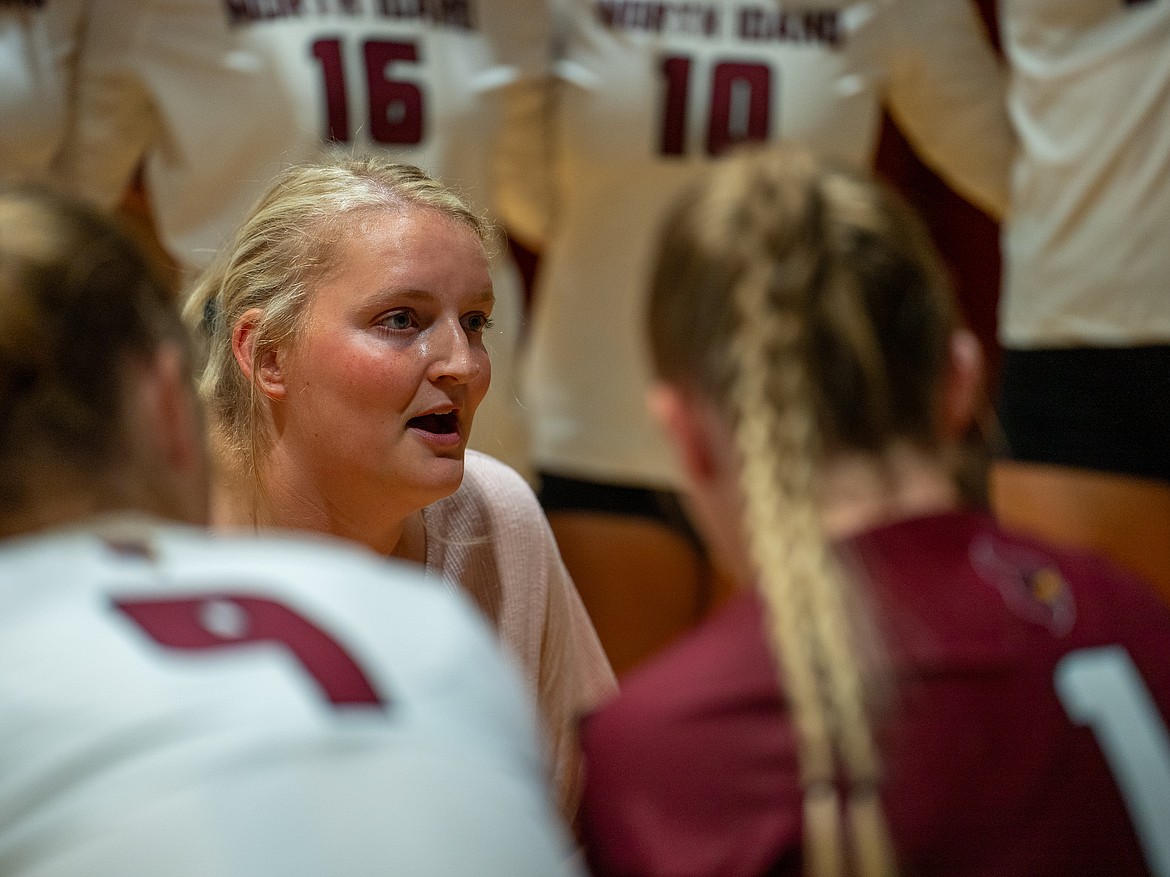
[646,146,939,875]
[726,172,896,877]
[729,262,845,876]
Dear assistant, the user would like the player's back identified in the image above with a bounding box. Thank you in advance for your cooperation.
[0,518,578,876]
[580,510,1170,876]
[852,510,1170,876]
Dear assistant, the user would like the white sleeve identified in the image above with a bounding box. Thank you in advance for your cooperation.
[489,0,559,249]
[52,0,161,210]
[0,0,86,184]
[492,75,558,249]
[880,0,1015,219]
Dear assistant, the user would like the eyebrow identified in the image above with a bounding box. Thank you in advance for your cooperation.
[362,286,496,310]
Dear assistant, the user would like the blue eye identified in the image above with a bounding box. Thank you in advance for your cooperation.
[465,313,494,334]
[380,310,415,331]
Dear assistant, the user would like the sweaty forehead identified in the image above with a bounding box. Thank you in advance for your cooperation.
[328,206,484,267]
[308,206,492,307]
[349,202,481,243]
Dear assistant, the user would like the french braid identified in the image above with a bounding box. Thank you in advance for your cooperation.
[727,186,894,877]
[649,143,959,876]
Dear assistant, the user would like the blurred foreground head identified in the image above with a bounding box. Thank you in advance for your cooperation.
[0,188,206,537]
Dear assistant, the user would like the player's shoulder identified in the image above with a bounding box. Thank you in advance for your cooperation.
[0,524,576,877]
[0,518,538,740]
[586,590,774,750]
[580,591,799,874]
[162,523,520,667]
[850,509,1170,665]
[0,519,501,678]
[155,523,425,588]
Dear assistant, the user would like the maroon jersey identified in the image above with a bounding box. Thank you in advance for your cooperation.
[580,510,1170,876]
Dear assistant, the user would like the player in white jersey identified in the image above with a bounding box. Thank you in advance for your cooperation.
[992,0,1170,608]
[53,0,540,478]
[0,186,579,875]
[501,0,1015,674]
[0,0,84,183]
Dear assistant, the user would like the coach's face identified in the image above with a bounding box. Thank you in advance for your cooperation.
[272,205,493,515]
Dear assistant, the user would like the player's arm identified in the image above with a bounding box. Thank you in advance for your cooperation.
[52,0,162,211]
[0,0,87,184]
[488,0,560,253]
[881,0,1015,219]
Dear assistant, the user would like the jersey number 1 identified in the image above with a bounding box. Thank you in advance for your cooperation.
[1056,646,1170,875]
[312,38,424,145]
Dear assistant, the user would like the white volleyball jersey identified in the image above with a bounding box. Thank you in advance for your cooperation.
[513,0,1014,488]
[999,0,1170,347]
[0,518,579,876]
[55,0,543,477]
[0,0,84,183]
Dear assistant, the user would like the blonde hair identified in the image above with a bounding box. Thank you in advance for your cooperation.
[0,187,187,531]
[184,155,488,479]
[649,145,959,876]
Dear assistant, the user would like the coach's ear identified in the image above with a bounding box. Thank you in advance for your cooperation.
[232,308,286,400]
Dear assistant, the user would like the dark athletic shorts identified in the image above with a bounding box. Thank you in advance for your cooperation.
[537,472,705,554]
[995,345,1170,483]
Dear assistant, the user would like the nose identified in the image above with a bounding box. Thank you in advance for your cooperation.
[426,319,483,385]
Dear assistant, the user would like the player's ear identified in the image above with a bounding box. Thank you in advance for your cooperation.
[131,341,210,524]
[648,382,720,484]
[140,342,203,474]
[232,308,287,400]
[940,327,984,441]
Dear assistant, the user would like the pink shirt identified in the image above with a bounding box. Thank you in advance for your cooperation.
[424,450,617,822]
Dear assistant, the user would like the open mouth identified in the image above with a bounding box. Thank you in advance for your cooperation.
[407,411,460,437]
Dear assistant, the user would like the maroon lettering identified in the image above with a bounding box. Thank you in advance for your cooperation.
[365,40,424,145]
[708,61,770,154]
[660,56,692,156]
[375,0,474,29]
[659,54,773,156]
[737,7,841,46]
[311,38,349,142]
[703,6,718,35]
[595,0,719,36]
[224,0,361,24]
[310,37,427,145]
[114,594,385,708]
[224,0,302,25]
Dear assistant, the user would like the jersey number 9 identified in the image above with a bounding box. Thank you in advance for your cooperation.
[114,594,386,709]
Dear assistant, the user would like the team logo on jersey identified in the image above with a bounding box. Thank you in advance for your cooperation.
[970,535,1076,636]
